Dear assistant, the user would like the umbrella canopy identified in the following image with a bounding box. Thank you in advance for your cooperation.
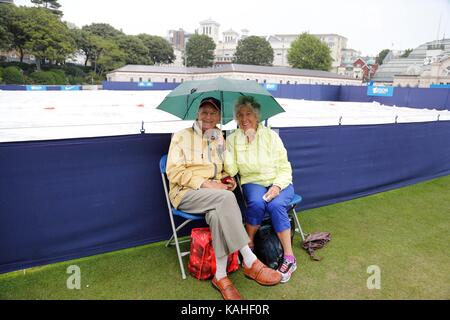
[156,77,285,124]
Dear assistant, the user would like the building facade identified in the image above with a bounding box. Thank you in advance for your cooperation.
[106,63,362,86]
[169,19,350,72]
[373,39,450,87]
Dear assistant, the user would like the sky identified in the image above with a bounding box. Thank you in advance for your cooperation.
[14,0,450,56]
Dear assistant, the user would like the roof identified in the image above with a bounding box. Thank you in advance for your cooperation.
[373,38,450,82]
[199,18,220,26]
[110,64,356,80]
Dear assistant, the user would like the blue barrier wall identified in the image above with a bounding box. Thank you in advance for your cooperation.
[102,81,179,91]
[1,122,450,273]
[2,82,450,110]
[99,81,450,110]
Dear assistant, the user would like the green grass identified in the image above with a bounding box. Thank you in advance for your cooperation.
[1,175,449,300]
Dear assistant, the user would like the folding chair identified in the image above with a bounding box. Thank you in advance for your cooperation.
[236,175,306,242]
[159,154,205,280]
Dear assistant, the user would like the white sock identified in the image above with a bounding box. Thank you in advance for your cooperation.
[215,255,228,281]
[240,245,257,269]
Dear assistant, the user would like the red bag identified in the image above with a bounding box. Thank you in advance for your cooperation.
[187,227,239,280]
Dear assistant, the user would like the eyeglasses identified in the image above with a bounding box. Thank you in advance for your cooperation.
[199,110,219,117]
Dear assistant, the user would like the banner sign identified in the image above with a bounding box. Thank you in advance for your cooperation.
[367,85,394,97]
[60,85,81,91]
[138,82,154,87]
[264,83,278,91]
[26,85,47,91]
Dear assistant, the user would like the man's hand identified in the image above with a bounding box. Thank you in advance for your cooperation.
[221,176,237,191]
[263,185,281,202]
[201,180,228,190]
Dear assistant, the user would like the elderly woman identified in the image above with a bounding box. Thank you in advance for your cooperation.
[166,97,282,300]
[224,96,297,283]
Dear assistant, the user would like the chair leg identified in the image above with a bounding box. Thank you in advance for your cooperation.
[290,207,306,242]
[167,216,188,279]
[165,219,192,247]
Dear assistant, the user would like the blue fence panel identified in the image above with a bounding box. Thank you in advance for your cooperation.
[340,85,371,103]
[102,81,180,91]
[0,85,26,90]
[407,87,450,110]
[279,122,450,210]
[293,84,311,100]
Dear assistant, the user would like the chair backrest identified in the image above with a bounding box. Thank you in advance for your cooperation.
[160,154,168,174]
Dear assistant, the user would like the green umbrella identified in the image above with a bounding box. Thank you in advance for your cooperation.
[156,77,285,124]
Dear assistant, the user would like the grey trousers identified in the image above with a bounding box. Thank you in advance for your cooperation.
[178,189,250,258]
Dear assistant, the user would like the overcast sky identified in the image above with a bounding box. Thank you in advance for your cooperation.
[15,0,450,56]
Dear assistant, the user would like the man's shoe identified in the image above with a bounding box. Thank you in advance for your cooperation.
[212,276,243,300]
[243,259,282,286]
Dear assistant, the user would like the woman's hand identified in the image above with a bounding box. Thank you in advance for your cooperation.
[201,180,229,190]
[263,185,281,202]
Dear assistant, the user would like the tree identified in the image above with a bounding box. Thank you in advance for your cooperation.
[234,36,273,66]
[30,0,63,16]
[185,34,215,68]
[287,33,332,71]
[117,35,151,65]
[71,26,127,76]
[87,36,126,76]
[137,34,175,64]
[0,4,14,51]
[82,23,124,40]
[376,49,390,65]
[1,6,30,62]
[19,7,76,70]
[400,48,413,58]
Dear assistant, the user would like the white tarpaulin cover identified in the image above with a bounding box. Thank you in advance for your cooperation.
[1,90,449,142]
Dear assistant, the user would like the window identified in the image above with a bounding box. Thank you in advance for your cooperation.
[263,79,267,83]
[280,80,283,84]
[181,78,184,83]
[165,78,168,83]
[287,81,290,85]
[148,78,151,82]
[130,78,134,82]
[173,78,176,83]
[139,77,143,82]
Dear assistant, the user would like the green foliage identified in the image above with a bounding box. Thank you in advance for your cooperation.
[185,34,216,67]
[0,67,3,83]
[30,0,62,16]
[22,8,76,68]
[82,23,124,40]
[0,4,14,51]
[234,36,273,66]
[29,70,66,84]
[287,33,332,71]
[0,61,36,75]
[117,35,152,65]
[400,48,413,58]
[137,34,175,64]
[2,66,26,84]
[376,49,390,65]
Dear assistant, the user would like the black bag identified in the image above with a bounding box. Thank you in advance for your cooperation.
[253,217,295,270]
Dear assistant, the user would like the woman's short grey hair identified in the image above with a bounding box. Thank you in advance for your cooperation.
[234,96,261,122]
